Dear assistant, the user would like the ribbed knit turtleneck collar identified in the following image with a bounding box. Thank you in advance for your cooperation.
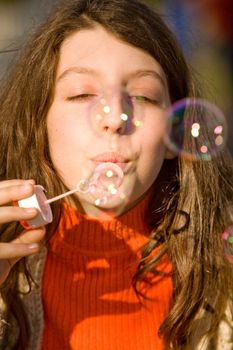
[50,193,152,257]
[43,192,173,350]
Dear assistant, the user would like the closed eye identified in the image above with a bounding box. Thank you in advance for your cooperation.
[67,94,97,102]
[130,95,159,105]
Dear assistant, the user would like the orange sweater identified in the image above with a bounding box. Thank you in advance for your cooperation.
[41,198,173,350]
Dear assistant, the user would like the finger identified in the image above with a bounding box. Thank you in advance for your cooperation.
[0,183,35,206]
[0,179,35,189]
[12,227,46,245]
[0,242,40,260]
[9,227,46,267]
[0,206,38,224]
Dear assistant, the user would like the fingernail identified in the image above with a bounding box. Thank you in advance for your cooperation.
[28,243,40,250]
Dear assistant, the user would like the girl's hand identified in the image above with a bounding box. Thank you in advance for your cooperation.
[0,179,46,286]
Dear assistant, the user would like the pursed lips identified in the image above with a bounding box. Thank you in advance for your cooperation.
[91,152,132,171]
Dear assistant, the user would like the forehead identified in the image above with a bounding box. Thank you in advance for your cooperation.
[56,25,167,84]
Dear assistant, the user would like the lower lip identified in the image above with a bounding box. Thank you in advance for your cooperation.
[92,161,129,171]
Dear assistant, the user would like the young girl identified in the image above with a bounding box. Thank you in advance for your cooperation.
[0,0,232,349]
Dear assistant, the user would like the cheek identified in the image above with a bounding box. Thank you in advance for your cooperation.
[46,108,93,187]
[141,141,166,174]
[137,121,167,182]
[46,105,91,157]
[140,115,167,153]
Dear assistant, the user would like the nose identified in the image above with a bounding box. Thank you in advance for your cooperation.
[97,95,131,135]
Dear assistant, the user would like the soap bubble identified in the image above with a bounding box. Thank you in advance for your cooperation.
[87,88,145,137]
[77,179,90,193]
[164,98,228,160]
[45,164,132,215]
[222,225,233,264]
[88,162,130,208]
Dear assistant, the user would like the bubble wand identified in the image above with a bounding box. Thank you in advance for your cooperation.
[16,163,124,229]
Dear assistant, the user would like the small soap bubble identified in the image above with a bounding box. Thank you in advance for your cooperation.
[222,225,233,264]
[92,162,124,189]
[134,119,142,128]
[87,162,131,209]
[77,179,90,193]
[164,98,228,160]
[120,113,128,122]
[87,88,145,137]
[106,170,114,178]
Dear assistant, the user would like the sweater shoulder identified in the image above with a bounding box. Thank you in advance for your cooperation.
[0,246,47,350]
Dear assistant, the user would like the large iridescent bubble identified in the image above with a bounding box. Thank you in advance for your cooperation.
[164,98,228,160]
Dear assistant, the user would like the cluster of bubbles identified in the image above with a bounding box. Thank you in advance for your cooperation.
[89,91,228,161]
[45,162,129,217]
[20,91,231,227]
[42,91,229,211]
[82,92,228,209]
[78,162,127,208]
[88,89,144,137]
[222,225,233,264]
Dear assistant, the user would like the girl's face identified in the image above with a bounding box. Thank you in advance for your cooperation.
[47,25,171,218]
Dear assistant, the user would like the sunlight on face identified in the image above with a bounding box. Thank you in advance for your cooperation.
[47,25,171,218]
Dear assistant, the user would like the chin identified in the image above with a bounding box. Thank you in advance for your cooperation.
[93,192,129,210]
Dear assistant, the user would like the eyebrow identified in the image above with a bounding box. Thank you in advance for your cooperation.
[57,66,166,87]
[57,66,100,82]
[127,69,166,87]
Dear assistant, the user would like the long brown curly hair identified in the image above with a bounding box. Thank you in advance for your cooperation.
[0,0,232,349]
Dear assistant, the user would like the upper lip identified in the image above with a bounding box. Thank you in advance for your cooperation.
[91,152,129,163]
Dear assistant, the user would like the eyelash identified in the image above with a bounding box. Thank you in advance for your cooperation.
[129,95,159,105]
[67,94,96,102]
[67,94,159,105]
